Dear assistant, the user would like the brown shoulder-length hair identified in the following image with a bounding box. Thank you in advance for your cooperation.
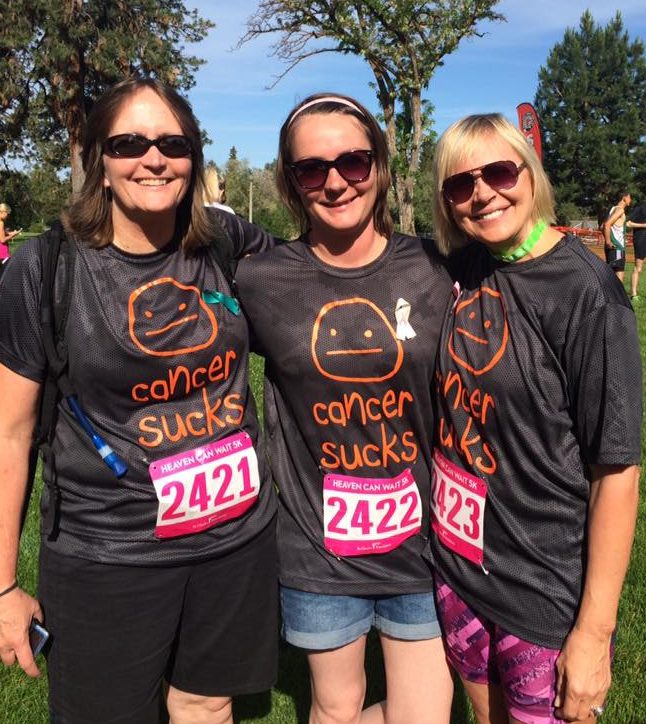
[432,113,556,255]
[64,77,214,251]
[276,92,393,239]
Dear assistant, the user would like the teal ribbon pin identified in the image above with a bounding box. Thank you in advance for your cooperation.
[202,290,241,316]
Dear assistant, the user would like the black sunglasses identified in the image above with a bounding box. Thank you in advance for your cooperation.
[103,133,193,159]
[289,149,374,190]
[442,160,527,204]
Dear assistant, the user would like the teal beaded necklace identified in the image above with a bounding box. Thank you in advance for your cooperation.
[489,219,547,263]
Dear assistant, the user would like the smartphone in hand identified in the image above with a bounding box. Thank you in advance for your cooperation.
[29,619,49,656]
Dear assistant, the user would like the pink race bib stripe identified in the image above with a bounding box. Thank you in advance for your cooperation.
[433,449,487,497]
[155,497,256,539]
[149,431,252,480]
[324,472,414,495]
[325,526,419,557]
[432,519,483,565]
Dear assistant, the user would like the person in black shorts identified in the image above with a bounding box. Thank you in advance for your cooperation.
[628,196,646,301]
[431,113,641,724]
[602,192,631,281]
[0,78,277,724]
[237,94,454,723]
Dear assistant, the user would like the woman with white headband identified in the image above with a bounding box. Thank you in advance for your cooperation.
[236,93,454,723]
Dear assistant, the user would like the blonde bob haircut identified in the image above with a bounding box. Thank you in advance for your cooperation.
[276,92,393,239]
[432,113,555,256]
[203,166,225,205]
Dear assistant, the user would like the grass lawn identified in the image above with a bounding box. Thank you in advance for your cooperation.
[1,260,645,724]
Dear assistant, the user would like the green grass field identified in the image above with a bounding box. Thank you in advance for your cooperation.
[1,261,645,724]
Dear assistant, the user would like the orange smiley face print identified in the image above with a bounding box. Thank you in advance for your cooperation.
[129,277,218,357]
[448,288,508,376]
[311,297,404,383]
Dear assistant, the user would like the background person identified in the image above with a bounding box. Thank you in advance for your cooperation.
[431,113,641,724]
[0,203,22,272]
[0,77,277,724]
[203,165,235,214]
[602,192,632,281]
[236,93,454,724]
[627,196,646,301]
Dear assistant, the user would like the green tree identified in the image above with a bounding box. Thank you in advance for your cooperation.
[222,147,253,219]
[0,166,72,230]
[413,131,437,234]
[28,167,73,227]
[240,0,503,234]
[0,0,213,192]
[0,170,33,229]
[534,11,646,221]
[251,162,298,239]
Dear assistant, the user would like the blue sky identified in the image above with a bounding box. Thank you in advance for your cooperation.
[186,1,646,169]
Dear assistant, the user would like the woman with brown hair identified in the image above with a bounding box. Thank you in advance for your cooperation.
[237,93,454,724]
[0,78,277,724]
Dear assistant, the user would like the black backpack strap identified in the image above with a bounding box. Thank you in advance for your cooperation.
[31,221,75,539]
[37,222,74,440]
[206,209,237,296]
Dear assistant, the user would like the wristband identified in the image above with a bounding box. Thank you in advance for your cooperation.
[0,581,18,598]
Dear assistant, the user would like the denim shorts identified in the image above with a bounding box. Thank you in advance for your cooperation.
[280,585,441,650]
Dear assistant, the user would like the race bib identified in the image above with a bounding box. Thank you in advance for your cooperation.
[323,469,422,557]
[149,431,260,539]
[431,448,486,565]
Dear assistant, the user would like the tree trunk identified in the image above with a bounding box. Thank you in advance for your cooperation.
[373,70,420,235]
[70,137,85,195]
[66,0,86,194]
[396,173,416,235]
[381,95,417,234]
[399,91,423,235]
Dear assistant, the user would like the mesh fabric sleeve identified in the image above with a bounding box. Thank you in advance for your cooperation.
[0,236,47,383]
[566,302,642,465]
[212,208,280,258]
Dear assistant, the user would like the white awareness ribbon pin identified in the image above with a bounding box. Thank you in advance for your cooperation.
[395,298,416,340]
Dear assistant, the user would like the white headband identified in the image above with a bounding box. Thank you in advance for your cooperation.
[288,96,366,127]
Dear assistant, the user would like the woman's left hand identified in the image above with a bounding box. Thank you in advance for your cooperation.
[554,625,612,721]
[554,464,639,721]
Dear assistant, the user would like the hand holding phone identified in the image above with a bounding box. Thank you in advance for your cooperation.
[28,619,49,656]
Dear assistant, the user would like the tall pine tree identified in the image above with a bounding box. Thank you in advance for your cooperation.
[0,0,213,191]
[535,11,646,222]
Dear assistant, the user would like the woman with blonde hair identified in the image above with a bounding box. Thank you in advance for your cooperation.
[430,113,641,724]
[203,166,235,214]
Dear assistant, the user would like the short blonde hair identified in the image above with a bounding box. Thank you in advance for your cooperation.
[203,166,224,205]
[432,113,555,255]
[0,203,11,214]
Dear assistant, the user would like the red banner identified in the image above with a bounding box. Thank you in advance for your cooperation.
[516,103,542,162]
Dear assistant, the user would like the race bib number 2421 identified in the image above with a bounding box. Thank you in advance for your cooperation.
[149,431,260,539]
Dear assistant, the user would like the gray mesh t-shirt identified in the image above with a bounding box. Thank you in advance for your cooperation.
[0,211,277,565]
[432,234,642,647]
[237,234,453,595]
